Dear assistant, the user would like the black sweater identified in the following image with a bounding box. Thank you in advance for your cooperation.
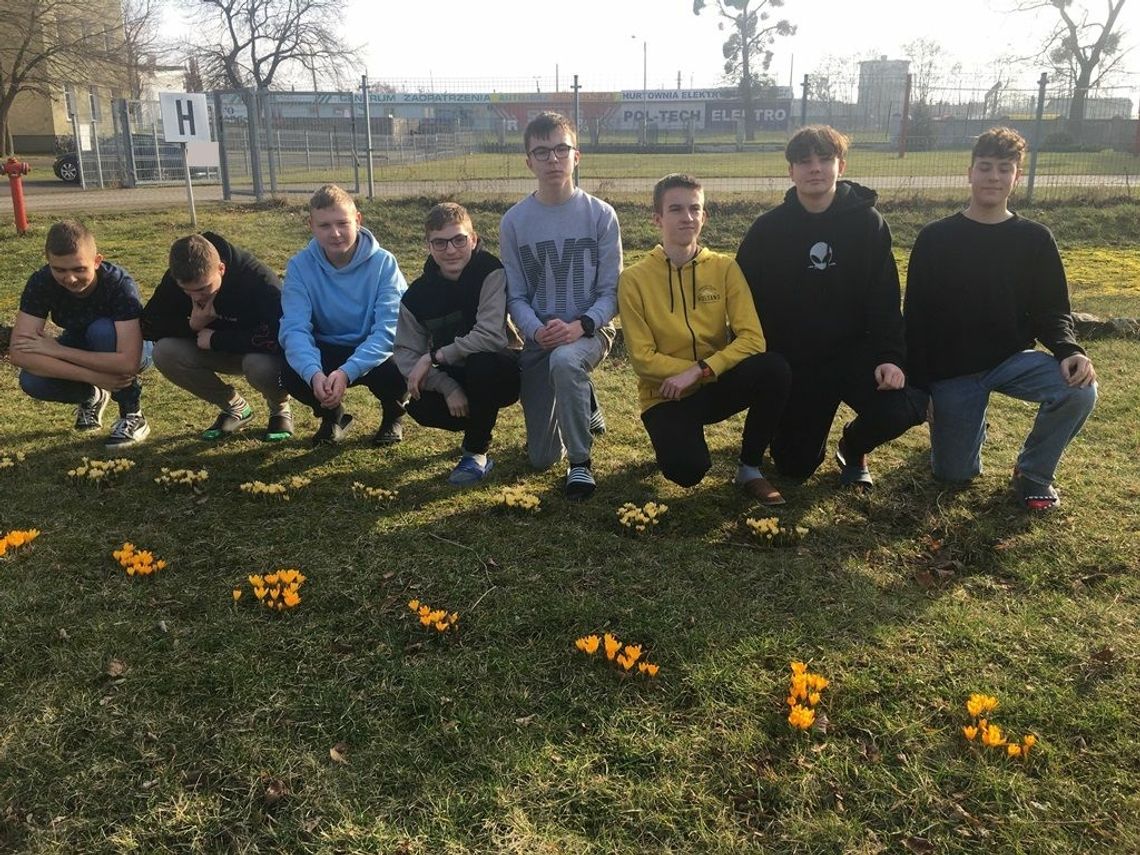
[735,181,906,370]
[903,213,1084,389]
[140,232,283,353]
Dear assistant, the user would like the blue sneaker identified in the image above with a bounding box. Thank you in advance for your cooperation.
[448,455,494,486]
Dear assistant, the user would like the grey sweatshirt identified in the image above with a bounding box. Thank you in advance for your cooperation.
[500,188,622,345]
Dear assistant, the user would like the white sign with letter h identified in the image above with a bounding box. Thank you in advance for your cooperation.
[159,92,211,142]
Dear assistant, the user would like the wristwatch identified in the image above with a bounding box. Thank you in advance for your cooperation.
[579,315,596,337]
[697,360,713,379]
[430,349,444,367]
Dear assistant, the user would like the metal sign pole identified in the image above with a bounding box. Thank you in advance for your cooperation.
[182,142,198,227]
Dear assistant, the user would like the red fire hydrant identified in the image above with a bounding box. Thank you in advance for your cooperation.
[5,157,32,235]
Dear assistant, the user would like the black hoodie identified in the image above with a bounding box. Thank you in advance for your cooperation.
[735,180,905,371]
[140,232,283,353]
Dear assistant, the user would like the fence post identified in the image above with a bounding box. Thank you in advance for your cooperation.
[361,75,375,199]
[264,91,279,195]
[304,130,311,172]
[246,88,265,201]
[897,73,912,158]
[116,99,136,188]
[572,73,581,186]
[800,73,809,128]
[329,130,335,169]
[213,91,232,201]
[350,93,360,194]
[70,114,87,189]
[90,121,105,188]
[1026,72,1048,205]
[1132,88,1139,156]
[152,123,163,181]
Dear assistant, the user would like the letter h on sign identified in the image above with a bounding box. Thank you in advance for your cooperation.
[159,92,211,143]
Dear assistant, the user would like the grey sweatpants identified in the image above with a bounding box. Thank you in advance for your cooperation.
[152,337,289,414]
[519,331,612,469]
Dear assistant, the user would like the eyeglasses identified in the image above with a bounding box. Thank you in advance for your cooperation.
[428,234,471,251]
[528,144,575,162]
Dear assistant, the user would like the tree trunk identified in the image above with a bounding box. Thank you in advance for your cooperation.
[1067,67,1092,136]
[741,28,754,141]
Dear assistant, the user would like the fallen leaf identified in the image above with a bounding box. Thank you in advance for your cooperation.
[514,714,537,726]
[812,713,831,735]
[859,739,882,763]
[58,628,70,641]
[329,743,349,764]
[1090,646,1116,664]
[105,658,128,678]
[181,769,209,789]
[262,777,288,805]
[486,557,499,569]
[914,569,936,589]
[156,620,169,634]
[902,836,936,854]
[382,571,396,580]
[140,778,160,790]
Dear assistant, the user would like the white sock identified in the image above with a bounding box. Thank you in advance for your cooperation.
[735,463,765,484]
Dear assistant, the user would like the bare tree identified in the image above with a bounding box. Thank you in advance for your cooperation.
[0,0,126,154]
[1010,0,1130,126]
[693,0,795,140]
[181,0,361,91]
[122,0,172,100]
[902,38,947,105]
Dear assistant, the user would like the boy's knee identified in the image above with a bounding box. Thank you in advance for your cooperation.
[1063,381,1098,415]
[528,447,563,471]
[83,317,118,350]
[151,337,186,371]
[661,459,709,488]
[243,353,284,387]
[547,346,588,380]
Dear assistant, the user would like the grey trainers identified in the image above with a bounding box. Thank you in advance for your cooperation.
[105,413,151,448]
[75,388,111,431]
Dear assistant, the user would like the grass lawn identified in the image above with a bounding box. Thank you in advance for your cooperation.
[1,200,1138,853]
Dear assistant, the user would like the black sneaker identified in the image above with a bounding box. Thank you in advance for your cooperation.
[372,417,405,446]
[565,463,596,500]
[1011,469,1060,511]
[105,413,151,448]
[201,404,254,440]
[313,412,353,446]
[75,388,111,431]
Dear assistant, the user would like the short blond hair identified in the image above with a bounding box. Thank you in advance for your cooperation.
[309,184,356,212]
[425,202,473,236]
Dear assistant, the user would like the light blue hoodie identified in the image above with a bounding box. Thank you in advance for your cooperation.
[280,227,407,384]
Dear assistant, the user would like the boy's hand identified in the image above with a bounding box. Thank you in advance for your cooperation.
[444,388,469,417]
[196,329,214,350]
[406,353,432,399]
[536,319,583,350]
[874,362,905,390]
[188,296,217,332]
[322,369,349,408]
[659,365,703,400]
[10,332,62,357]
[1060,353,1096,387]
[106,372,137,391]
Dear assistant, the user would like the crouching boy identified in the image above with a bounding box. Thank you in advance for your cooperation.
[10,220,151,448]
[142,232,292,441]
[619,174,791,502]
[279,184,408,446]
[394,203,522,485]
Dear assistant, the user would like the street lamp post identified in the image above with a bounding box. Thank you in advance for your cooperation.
[632,36,648,145]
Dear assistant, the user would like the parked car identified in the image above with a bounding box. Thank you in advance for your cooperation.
[52,140,215,184]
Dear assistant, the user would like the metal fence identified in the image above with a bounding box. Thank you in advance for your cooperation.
[61,70,1140,202]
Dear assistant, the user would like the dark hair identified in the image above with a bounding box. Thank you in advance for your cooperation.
[169,234,221,283]
[309,183,356,212]
[424,201,473,236]
[524,111,577,153]
[971,127,1027,166]
[44,219,95,257]
[653,173,703,213]
[785,125,849,163]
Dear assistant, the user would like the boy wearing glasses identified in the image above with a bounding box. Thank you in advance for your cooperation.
[619,174,791,501]
[501,111,622,500]
[736,125,925,492]
[280,184,408,446]
[394,203,522,485]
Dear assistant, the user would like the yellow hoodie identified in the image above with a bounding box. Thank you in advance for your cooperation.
[618,245,767,412]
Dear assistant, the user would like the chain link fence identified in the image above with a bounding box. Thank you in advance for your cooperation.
[60,69,1139,202]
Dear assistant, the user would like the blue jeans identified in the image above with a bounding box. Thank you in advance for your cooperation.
[929,350,1097,485]
[18,317,153,416]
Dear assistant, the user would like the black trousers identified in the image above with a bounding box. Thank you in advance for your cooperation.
[771,352,927,479]
[641,352,791,488]
[283,343,407,421]
[405,351,521,454]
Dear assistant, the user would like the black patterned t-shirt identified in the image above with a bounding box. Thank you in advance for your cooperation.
[19,262,143,332]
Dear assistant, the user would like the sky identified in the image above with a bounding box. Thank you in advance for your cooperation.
[343,0,1139,99]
